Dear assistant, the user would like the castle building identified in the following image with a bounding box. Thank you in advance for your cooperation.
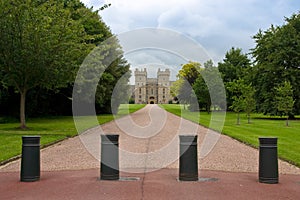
[134,68,172,104]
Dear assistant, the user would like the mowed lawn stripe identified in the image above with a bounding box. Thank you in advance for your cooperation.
[160,104,300,167]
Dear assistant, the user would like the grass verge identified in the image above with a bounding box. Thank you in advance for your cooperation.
[0,104,145,163]
[160,104,300,167]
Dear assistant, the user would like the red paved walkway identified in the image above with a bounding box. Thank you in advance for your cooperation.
[1,169,299,200]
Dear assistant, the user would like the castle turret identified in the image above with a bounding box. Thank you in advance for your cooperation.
[157,69,170,87]
[135,68,147,87]
[134,69,147,104]
[157,69,171,104]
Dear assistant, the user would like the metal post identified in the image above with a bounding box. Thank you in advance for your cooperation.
[179,135,198,181]
[259,137,278,184]
[100,134,119,180]
[20,136,40,182]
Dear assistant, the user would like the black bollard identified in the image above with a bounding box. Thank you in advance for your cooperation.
[259,137,278,184]
[100,134,119,180]
[20,136,40,182]
[179,135,198,181]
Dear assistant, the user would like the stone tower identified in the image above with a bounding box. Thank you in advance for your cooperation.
[157,69,170,104]
[134,68,147,104]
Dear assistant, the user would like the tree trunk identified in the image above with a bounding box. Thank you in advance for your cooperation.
[247,113,251,124]
[206,105,210,114]
[20,90,27,129]
[286,116,289,127]
[237,112,240,125]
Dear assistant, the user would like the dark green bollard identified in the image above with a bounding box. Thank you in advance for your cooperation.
[20,136,40,182]
[100,134,119,180]
[179,135,198,181]
[259,137,278,184]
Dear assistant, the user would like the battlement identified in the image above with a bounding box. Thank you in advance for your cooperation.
[158,68,170,72]
[157,68,170,76]
[134,68,147,76]
[135,68,147,77]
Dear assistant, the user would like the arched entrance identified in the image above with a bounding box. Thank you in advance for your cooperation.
[148,96,156,104]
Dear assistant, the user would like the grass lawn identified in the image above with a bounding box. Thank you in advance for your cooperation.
[160,104,300,167]
[0,104,145,163]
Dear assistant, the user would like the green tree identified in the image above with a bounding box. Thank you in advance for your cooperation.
[227,80,244,125]
[218,47,251,83]
[177,61,201,110]
[227,79,256,125]
[178,61,201,85]
[96,55,131,114]
[193,73,210,113]
[70,1,130,114]
[59,0,131,115]
[218,47,251,110]
[193,60,226,113]
[73,35,131,115]
[0,0,130,119]
[0,0,89,128]
[243,84,256,124]
[275,81,295,126]
[170,78,183,98]
[251,13,300,116]
[203,60,226,111]
[67,0,112,44]
[177,79,193,109]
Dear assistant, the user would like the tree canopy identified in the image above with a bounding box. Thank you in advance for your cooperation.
[251,13,300,116]
[275,81,295,126]
[218,47,251,109]
[227,79,256,124]
[0,0,130,127]
[193,60,225,112]
[0,0,90,128]
[176,61,201,107]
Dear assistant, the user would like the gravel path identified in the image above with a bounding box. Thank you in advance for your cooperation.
[1,105,299,174]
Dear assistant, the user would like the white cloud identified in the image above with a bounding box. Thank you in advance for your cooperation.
[81,0,300,63]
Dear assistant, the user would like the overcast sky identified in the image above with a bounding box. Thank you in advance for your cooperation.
[81,0,299,81]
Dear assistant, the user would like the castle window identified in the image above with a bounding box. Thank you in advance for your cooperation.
[151,88,153,94]
[139,95,141,99]
[139,88,141,94]
[163,88,165,94]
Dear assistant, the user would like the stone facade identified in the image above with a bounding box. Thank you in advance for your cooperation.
[134,68,171,104]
